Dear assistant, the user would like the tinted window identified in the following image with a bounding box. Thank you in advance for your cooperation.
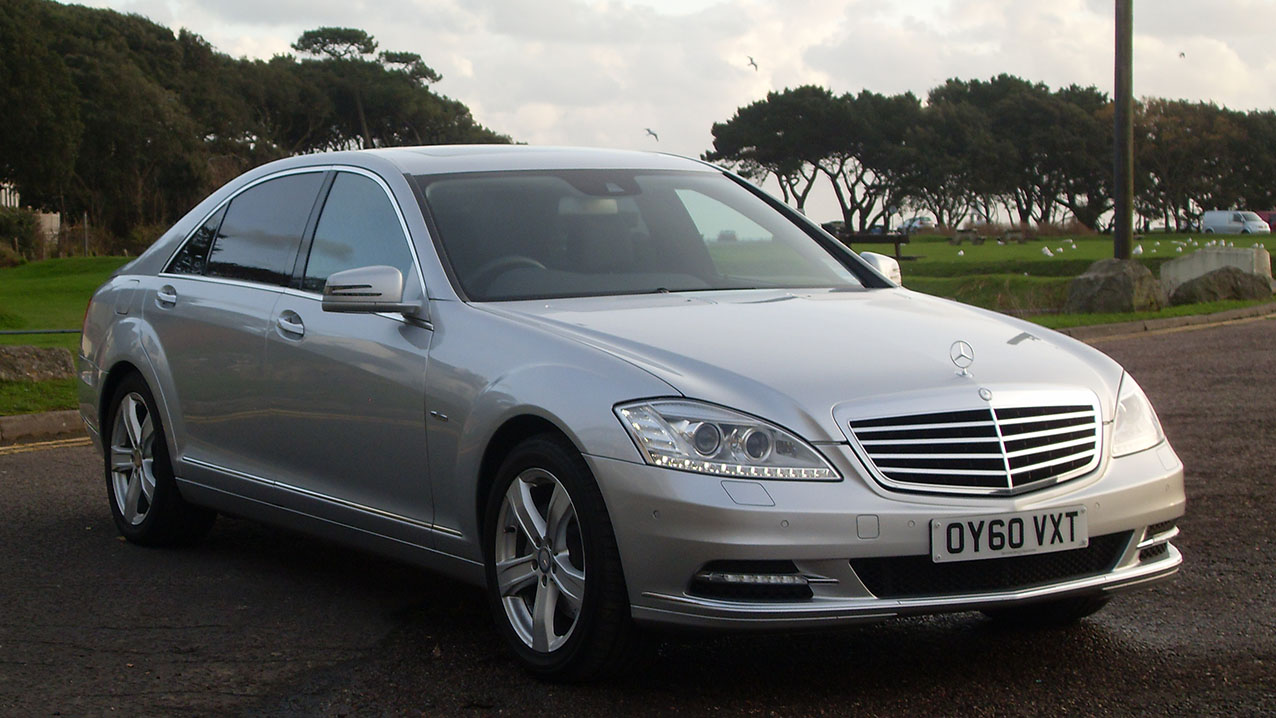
[206,173,324,286]
[166,206,225,275]
[302,173,416,293]
[419,170,865,301]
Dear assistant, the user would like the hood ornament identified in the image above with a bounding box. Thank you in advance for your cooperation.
[950,341,975,376]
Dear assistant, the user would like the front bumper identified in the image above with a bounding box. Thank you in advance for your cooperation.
[588,440,1185,630]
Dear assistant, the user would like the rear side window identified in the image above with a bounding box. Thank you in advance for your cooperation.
[205,172,324,287]
[166,206,225,276]
[302,173,417,293]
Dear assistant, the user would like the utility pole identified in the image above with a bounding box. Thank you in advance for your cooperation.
[1113,0,1134,260]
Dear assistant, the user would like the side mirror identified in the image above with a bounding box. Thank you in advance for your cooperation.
[322,265,421,316]
[860,251,902,285]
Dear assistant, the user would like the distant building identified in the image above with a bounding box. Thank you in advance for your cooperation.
[0,184,19,209]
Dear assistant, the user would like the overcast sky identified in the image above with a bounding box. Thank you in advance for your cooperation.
[79,0,1276,221]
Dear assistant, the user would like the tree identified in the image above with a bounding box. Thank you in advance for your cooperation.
[705,87,835,212]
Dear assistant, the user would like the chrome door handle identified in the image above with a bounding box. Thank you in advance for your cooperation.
[156,286,178,306]
[276,315,305,336]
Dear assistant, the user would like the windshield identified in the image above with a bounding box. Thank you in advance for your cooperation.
[416,170,867,300]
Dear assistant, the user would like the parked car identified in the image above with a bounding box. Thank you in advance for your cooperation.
[902,215,936,233]
[78,146,1184,680]
[1201,209,1272,234]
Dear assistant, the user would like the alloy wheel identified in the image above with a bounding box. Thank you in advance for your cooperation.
[493,467,586,653]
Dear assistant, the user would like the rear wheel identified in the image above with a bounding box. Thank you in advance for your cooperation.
[483,434,646,681]
[983,595,1110,627]
[105,374,215,546]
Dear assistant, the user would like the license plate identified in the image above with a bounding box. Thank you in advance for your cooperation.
[931,506,1088,563]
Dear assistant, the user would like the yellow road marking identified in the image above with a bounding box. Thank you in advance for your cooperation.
[0,437,93,456]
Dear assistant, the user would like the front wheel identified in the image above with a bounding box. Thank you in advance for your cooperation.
[105,374,215,546]
[483,434,646,681]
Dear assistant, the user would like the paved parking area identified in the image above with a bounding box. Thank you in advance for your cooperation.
[2,317,1273,716]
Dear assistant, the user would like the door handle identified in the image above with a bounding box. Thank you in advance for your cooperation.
[156,286,177,306]
[276,314,305,336]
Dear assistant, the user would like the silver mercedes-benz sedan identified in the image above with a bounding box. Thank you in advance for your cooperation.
[78,146,1184,680]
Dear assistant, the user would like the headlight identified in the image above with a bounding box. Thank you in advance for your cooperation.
[615,400,839,480]
[1111,374,1165,457]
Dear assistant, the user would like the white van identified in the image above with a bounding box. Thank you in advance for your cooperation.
[1201,210,1272,234]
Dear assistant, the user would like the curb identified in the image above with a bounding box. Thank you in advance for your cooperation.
[1056,302,1276,341]
[0,410,86,447]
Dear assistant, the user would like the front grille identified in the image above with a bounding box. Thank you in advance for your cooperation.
[1139,543,1169,562]
[850,531,1132,599]
[850,402,1101,493]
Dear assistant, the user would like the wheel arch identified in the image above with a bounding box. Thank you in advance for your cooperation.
[475,414,578,544]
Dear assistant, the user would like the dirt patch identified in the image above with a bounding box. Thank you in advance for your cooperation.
[0,345,75,382]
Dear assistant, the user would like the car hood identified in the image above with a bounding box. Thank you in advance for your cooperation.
[480,288,1124,442]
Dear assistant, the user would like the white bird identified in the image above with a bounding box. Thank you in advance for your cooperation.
[747,56,759,71]
[1176,246,1184,253]
[1133,244,1143,255]
[1041,247,1054,257]
[957,249,964,256]
[644,128,659,141]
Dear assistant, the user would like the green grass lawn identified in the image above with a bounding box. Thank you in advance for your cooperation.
[0,378,77,416]
[0,256,131,351]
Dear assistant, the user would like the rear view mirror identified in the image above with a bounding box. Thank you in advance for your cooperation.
[322,265,421,316]
[860,251,902,285]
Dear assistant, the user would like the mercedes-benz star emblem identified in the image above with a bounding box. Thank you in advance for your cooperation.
[950,340,975,375]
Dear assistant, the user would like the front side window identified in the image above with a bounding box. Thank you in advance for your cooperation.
[205,172,324,287]
[418,170,865,301]
[302,173,417,293]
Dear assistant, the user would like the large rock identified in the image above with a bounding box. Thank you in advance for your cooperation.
[1065,258,1167,314]
[1160,247,1272,295]
[0,345,75,382]
[1169,266,1273,306]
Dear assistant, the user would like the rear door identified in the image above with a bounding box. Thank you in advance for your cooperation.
[148,170,326,490]
[261,169,434,534]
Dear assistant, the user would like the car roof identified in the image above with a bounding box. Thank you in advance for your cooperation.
[265,145,719,177]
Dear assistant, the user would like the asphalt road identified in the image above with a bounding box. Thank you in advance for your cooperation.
[2,318,1274,717]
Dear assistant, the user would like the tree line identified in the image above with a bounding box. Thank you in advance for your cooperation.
[0,0,508,244]
[705,76,1276,232]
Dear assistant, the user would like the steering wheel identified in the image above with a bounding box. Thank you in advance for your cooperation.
[470,255,547,292]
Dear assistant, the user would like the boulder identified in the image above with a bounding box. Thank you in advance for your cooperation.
[1169,266,1273,306]
[1065,258,1167,314]
[0,345,75,382]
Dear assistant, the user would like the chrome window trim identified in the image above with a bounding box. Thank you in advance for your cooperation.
[160,165,428,298]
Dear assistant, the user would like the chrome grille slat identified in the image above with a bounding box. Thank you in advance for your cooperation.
[850,400,1101,494]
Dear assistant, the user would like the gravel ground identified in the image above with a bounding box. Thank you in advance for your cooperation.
[1,317,1273,717]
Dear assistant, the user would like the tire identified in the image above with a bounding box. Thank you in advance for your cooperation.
[483,433,647,681]
[104,373,215,546]
[982,595,1110,628]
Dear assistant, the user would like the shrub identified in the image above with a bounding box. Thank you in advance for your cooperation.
[0,207,40,259]
[0,244,25,268]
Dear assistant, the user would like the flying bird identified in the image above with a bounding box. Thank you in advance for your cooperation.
[644,128,659,141]
[747,56,759,71]
[1179,51,1186,59]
